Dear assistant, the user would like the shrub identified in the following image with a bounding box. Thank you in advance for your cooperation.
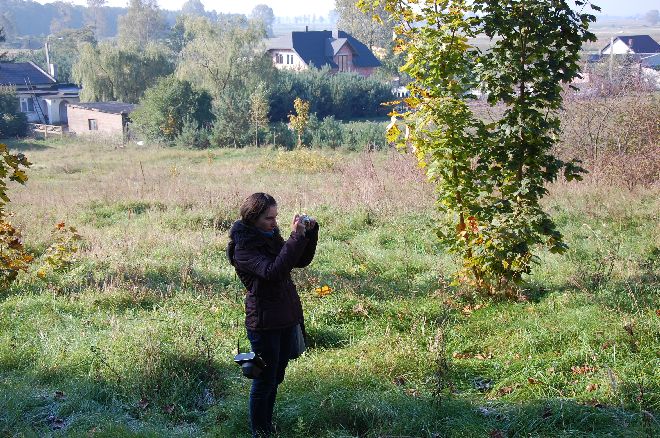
[0,88,28,138]
[174,118,210,149]
[269,68,392,121]
[131,76,213,144]
[308,115,343,149]
[341,121,388,151]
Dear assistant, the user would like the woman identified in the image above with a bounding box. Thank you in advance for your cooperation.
[226,193,319,438]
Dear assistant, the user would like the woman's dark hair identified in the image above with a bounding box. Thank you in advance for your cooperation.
[240,193,277,225]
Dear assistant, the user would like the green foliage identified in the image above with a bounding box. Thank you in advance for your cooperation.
[250,4,275,37]
[373,0,598,294]
[0,218,32,289]
[269,68,391,122]
[175,16,274,148]
[335,0,393,50]
[0,88,27,138]
[47,26,97,83]
[172,118,210,149]
[117,0,167,48]
[0,142,31,289]
[0,143,29,217]
[131,75,213,144]
[72,42,174,103]
[288,97,310,148]
[37,222,83,279]
[249,83,270,147]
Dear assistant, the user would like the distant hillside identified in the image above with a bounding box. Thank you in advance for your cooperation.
[0,0,178,39]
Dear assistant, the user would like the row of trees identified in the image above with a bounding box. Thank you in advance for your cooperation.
[66,3,393,148]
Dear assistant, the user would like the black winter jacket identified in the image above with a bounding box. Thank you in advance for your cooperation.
[226,220,318,330]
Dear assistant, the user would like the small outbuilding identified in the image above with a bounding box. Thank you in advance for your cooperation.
[67,102,137,138]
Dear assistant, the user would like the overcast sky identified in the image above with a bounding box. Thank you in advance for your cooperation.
[32,0,654,17]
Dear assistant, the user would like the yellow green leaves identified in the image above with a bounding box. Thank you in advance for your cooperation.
[288,97,311,148]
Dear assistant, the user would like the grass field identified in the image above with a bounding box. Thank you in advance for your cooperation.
[0,137,658,437]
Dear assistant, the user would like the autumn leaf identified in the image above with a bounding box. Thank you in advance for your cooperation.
[586,383,598,392]
[315,285,332,297]
[571,365,597,375]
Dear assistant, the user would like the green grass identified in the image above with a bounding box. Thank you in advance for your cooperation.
[0,138,658,437]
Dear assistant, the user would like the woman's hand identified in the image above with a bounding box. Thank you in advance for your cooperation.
[291,214,306,236]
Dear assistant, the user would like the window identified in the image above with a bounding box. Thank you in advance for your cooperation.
[275,53,283,64]
[88,119,98,131]
[287,54,294,65]
[20,97,35,112]
[338,55,348,72]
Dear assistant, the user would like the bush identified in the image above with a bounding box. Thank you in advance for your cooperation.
[0,88,28,138]
[308,115,343,149]
[269,68,392,122]
[174,118,210,149]
[131,76,213,144]
[340,121,388,151]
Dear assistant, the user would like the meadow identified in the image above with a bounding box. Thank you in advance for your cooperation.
[0,137,658,437]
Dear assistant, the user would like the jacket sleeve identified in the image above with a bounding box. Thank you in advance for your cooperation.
[295,223,319,268]
[234,233,308,281]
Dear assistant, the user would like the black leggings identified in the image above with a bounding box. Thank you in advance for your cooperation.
[247,326,295,437]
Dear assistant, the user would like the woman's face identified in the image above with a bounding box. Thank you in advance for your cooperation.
[254,205,278,233]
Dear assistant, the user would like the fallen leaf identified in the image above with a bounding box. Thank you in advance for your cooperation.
[452,351,474,359]
[586,383,598,392]
[571,364,597,375]
[497,386,514,396]
[163,404,175,414]
[138,398,149,410]
[315,285,332,297]
[528,377,541,384]
[392,376,406,386]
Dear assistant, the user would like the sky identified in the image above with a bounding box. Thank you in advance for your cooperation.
[32,0,654,17]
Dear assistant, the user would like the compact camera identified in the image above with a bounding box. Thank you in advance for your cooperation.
[234,352,266,379]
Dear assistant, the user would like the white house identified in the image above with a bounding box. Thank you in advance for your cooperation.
[265,29,382,77]
[599,35,660,56]
[0,61,80,125]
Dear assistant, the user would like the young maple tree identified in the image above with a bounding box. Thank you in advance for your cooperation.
[0,143,32,289]
[363,0,598,293]
[288,97,310,148]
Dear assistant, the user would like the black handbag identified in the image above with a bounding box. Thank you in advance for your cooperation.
[290,323,306,360]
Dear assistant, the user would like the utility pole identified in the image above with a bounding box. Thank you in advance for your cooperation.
[608,37,614,82]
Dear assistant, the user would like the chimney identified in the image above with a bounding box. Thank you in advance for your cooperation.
[49,63,58,81]
[306,25,308,32]
[332,28,339,39]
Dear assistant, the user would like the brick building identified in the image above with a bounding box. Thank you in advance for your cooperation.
[67,102,137,138]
